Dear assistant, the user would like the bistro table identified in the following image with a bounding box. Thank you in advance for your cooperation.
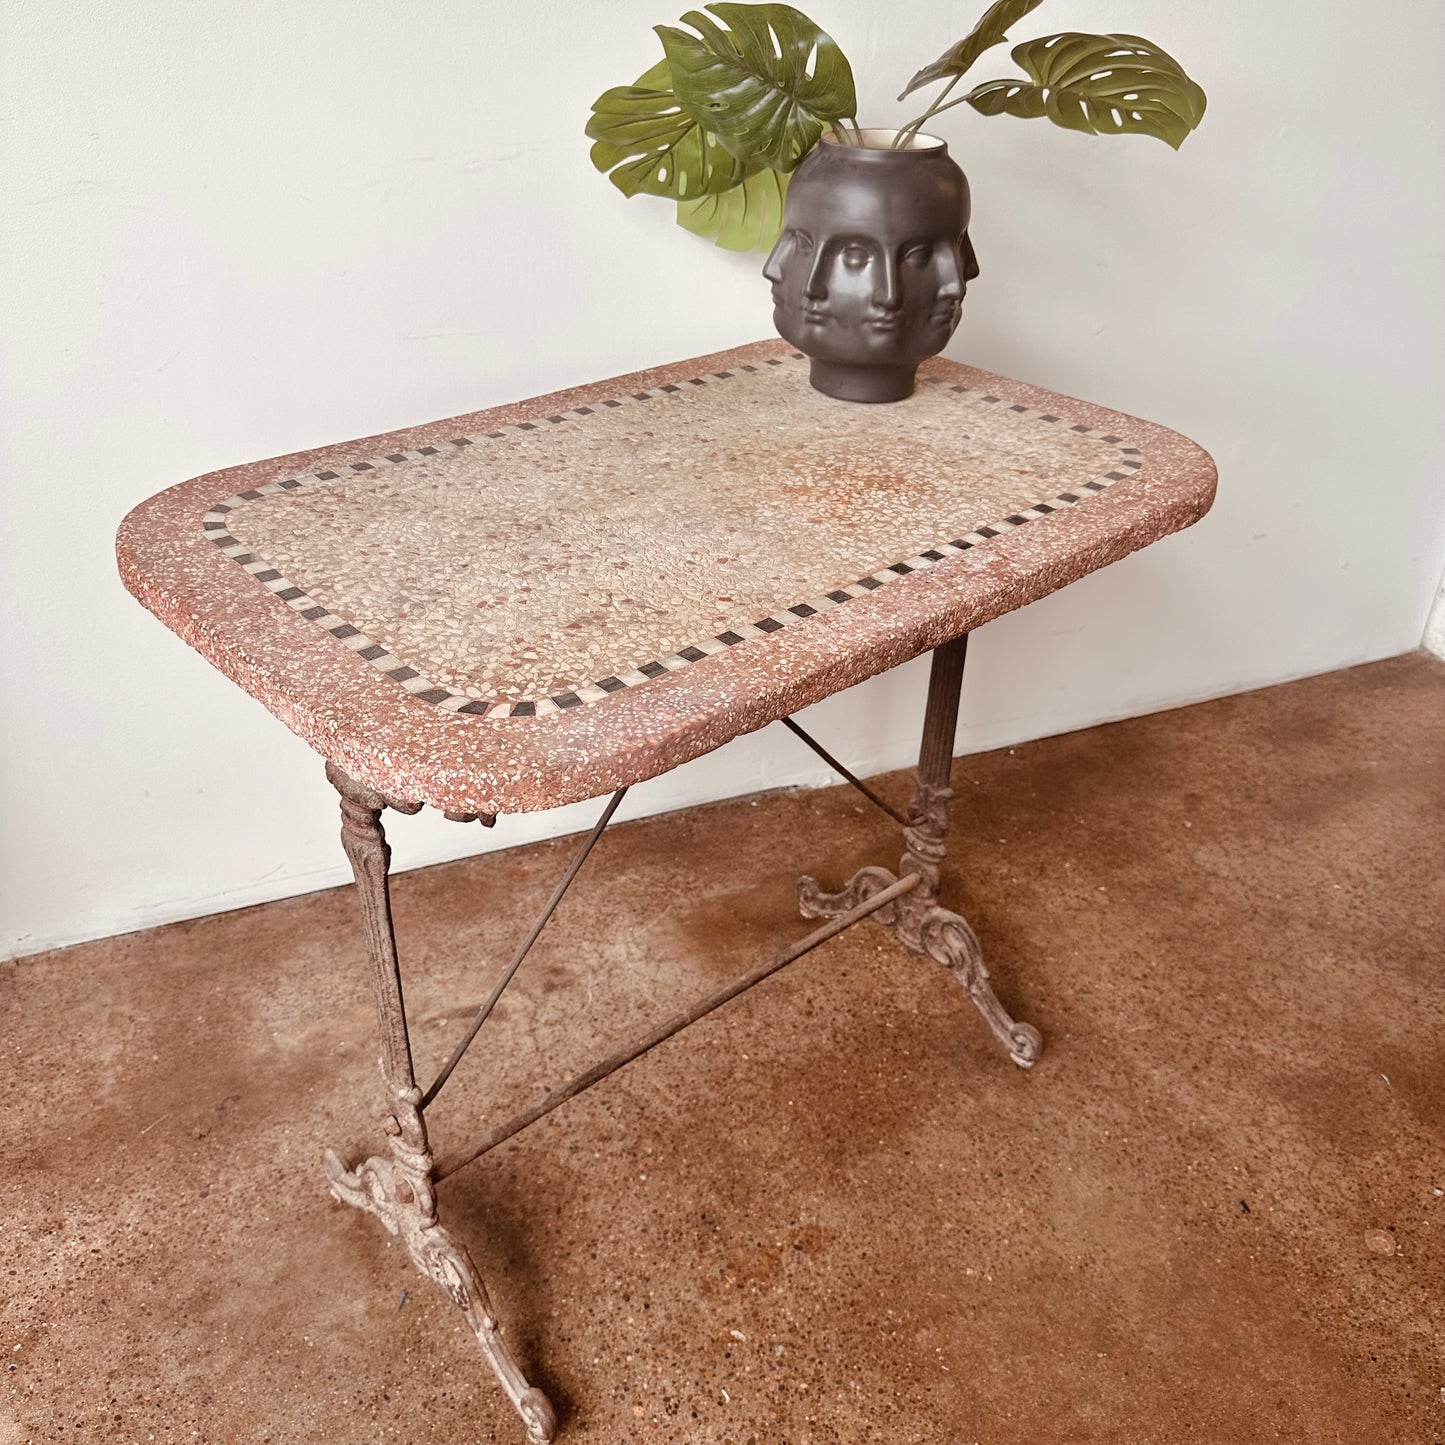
[117,338,1215,1441]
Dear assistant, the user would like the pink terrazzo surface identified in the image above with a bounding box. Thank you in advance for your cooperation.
[117,339,1216,816]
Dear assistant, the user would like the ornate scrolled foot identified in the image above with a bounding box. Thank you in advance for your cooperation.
[797,864,898,922]
[797,859,1044,1067]
[423,1229,558,1444]
[922,912,1043,1069]
[324,1094,557,1443]
[516,1388,559,1444]
[1001,1021,1043,1069]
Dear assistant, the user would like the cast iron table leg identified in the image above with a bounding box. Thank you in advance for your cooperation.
[798,635,1043,1067]
[322,764,558,1445]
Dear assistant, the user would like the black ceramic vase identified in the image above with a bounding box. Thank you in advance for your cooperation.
[763,130,979,403]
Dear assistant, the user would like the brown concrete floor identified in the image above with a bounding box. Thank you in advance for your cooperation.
[3,653,1443,1444]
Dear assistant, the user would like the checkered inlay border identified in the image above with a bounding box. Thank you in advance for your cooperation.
[202,357,1144,719]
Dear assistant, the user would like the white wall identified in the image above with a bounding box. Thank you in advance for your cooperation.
[1425,576,1445,659]
[4,0,1444,960]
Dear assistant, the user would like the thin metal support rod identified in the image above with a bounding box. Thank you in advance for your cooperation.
[434,870,922,1182]
[421,787,629,1108]
[778,716,910,828]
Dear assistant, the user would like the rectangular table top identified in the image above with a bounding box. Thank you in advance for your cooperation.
[117,339,1215,816]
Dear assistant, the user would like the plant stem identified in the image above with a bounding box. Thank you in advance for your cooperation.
[898,86,983,142]
[894,72,964,148]
[910,89,978,124]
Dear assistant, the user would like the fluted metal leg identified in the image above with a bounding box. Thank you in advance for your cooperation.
[324,764,557,1444]
[797,636,1042,1067]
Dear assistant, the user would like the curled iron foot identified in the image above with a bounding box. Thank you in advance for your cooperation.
[922,911,1044,1070]
[799,860,1044,1069]
[1003,1021,1044,1069]
[797,865,898,924]
[324,1145,558,1443]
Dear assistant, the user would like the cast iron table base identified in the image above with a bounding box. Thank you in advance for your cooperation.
[118,338,1215,1442]
[323,635,1036,1443]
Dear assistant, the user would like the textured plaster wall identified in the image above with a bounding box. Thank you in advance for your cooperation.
[4,0,1445,958]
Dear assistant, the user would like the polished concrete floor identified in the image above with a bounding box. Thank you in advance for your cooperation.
[3,653,1442,1444]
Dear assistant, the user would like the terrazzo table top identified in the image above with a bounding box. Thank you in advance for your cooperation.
[118,339,1216,816]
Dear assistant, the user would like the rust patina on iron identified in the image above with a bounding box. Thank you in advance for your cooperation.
[116,338,1215,1443]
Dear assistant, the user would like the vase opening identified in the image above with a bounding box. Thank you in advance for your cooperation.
[823,129,946,152]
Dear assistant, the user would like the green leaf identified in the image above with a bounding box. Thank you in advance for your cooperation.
[899,0,1045,101]
[656,3,857,173]
[676,166,789,251]
[966,33,1208,149]
[586,57,746,199]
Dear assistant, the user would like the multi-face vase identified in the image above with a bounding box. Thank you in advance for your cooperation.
[764,130,979,403]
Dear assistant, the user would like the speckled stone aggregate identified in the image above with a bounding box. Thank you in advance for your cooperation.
[117,339,1216,816]
[213,358,1137,715]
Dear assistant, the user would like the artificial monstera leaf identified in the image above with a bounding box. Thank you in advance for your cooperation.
[657,3,856,173]
[587,57,747,199]
[676,166,789,251]
[967,33,1207,149]
[899,0,1045,101]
